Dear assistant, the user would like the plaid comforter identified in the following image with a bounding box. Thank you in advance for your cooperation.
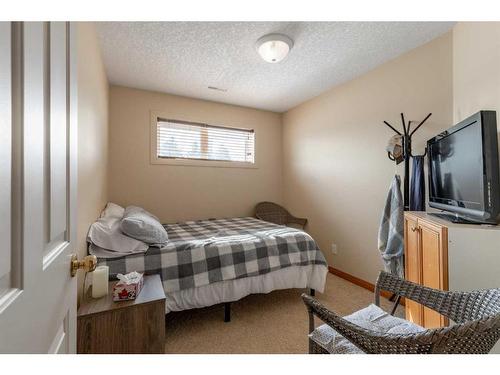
[98,217,327,293]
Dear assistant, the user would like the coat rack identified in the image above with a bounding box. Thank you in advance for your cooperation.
[382,112,432,314]
[382,112,432,211]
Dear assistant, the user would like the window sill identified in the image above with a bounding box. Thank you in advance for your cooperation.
[150,157,259,169]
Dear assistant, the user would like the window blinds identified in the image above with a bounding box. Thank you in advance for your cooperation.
[156,119,255,163]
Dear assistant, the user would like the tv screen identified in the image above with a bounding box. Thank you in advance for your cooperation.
[427,110,500,224]
[428,121,484,210]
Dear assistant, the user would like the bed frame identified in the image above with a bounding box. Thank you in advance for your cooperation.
[222,288,315,322]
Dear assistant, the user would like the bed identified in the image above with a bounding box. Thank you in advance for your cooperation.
[97,216,328,315]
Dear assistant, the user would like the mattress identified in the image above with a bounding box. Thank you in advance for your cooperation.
[165,264,327,313]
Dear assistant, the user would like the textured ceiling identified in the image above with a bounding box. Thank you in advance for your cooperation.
[97,22,454,113]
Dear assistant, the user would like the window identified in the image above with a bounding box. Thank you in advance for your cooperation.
[155,118,255,164]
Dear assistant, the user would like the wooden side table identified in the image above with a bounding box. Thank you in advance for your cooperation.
[77,274,166,354]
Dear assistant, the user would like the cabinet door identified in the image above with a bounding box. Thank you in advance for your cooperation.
[420,221,448,328]
[404,215,423,326]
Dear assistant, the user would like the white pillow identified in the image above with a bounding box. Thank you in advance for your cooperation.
[100,202,125,219]
[87,215,148,255]
[120,206,168,246]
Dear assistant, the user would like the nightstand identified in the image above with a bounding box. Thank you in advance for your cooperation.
[77,274,166,354]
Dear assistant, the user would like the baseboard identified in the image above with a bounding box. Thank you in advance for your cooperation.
[328,266,405,305]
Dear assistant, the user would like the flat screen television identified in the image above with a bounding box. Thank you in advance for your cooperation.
[427,110,500,224]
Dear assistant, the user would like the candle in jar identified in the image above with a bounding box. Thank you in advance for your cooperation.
[92,266,109,298]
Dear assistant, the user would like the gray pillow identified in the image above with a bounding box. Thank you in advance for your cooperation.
[120,206,168,246]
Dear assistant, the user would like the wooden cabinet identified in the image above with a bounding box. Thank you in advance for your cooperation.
[403,212,500,352]
[404,212,448,328]
[77,275,166,354]
[403,215,423,326]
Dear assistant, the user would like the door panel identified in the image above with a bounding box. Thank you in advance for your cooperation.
[0,21,77,354]
[404,215,423,326]
[0,22,12,296]
[0,22,27,311]
[48,313,70,354]
[420,222,448,328]
[48,22,68,244]
[43,22,71,267]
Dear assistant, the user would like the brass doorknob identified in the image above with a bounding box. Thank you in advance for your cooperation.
[70,254,97,277]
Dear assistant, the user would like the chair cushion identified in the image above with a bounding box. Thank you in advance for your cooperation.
[309,304,425,354]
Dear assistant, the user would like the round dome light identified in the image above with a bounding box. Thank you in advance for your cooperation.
[255,34,293,63]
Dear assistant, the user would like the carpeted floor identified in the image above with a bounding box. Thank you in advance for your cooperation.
[164,273,403,354]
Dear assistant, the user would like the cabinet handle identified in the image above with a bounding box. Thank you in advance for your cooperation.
[411,226,419,232]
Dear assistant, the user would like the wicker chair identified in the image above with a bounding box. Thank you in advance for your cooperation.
[255,201,308,229]
[302,271,500,354]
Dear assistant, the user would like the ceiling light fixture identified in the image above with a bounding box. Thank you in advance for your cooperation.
[255,33,293,63]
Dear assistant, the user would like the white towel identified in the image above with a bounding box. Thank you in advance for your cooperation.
[378,175,404,277]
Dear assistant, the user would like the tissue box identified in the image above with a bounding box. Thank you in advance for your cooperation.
[112,272,144,301]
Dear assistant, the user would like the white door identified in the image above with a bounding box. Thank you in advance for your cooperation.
[0,21,78,353]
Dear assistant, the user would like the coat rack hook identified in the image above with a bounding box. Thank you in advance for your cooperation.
[401,113,407,136]
[409,113,432,137]
[410,147,428,158]
[383,121,402,135]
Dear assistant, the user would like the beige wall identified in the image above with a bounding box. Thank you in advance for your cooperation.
[453,22,500,125]
[282,33,453,283]
[108,86,282,223]
[77,22,109,298]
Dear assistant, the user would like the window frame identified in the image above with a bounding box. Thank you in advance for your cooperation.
[150,111,258,169]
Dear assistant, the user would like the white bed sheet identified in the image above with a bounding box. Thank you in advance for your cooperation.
[165,264,328,313]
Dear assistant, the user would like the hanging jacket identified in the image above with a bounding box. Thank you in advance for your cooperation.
[410,155,425,211]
